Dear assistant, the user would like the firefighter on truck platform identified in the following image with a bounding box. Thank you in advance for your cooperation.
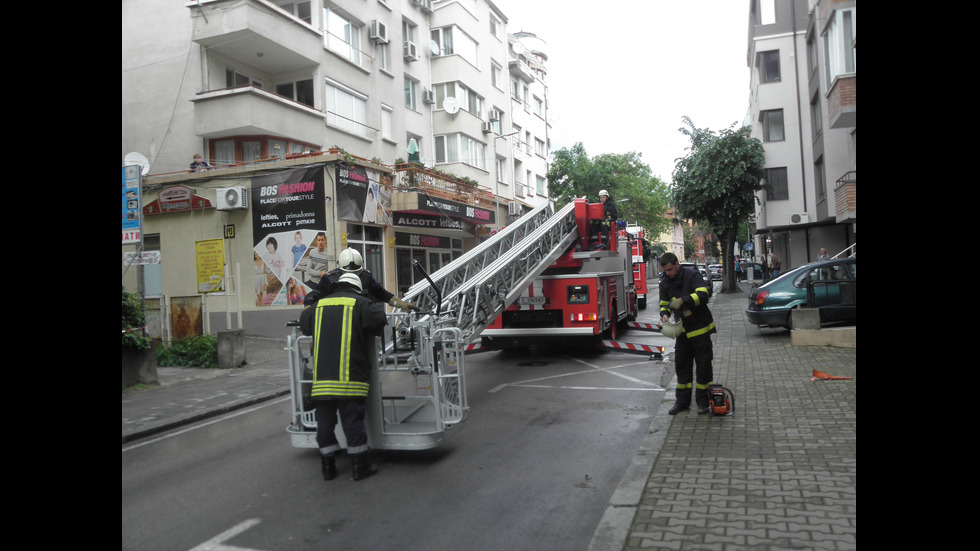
[658,252,716,415]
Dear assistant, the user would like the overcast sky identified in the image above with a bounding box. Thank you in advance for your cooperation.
[492,0,751,183]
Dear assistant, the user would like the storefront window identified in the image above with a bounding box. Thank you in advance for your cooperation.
[346,224,384,287]
[394,236,463,297]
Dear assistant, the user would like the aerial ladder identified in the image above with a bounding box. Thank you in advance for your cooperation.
[286,201,579,451]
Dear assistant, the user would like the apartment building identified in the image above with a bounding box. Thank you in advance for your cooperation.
[121,0,552,337]
[746,0,855,269]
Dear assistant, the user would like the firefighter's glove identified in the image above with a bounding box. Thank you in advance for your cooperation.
[389,297,420,312]
[668,298,685,311]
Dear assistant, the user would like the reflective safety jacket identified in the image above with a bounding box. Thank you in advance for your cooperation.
[659,266,715,339]
[300,282,388,399]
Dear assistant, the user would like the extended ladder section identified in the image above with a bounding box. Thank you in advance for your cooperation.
[395,201,579,344]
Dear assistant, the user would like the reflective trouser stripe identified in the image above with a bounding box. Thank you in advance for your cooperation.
[686,323,715,338]
[675,381,713,391]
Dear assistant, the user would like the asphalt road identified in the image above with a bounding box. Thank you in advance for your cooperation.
[122,336,672,551]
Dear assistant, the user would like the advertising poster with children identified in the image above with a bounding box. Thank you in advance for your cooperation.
[251,166,326,306]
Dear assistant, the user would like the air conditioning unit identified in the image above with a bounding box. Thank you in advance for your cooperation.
[508,202,521,215]
[488,110,500,121]
[481,121,493,134]
[416,0,434,13]
[789,212,809,225]
[370,21,389,43]
[216,187,248,210]
[422,89,435,104]
[403,41,419,61]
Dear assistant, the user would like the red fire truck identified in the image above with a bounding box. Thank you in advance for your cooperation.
[480,198,650,350]
[626,224,649,309]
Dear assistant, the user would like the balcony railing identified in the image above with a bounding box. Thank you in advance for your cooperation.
[392,164,496,207]
[834,170,856,224]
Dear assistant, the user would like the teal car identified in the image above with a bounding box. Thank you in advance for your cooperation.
[746,258,856,329]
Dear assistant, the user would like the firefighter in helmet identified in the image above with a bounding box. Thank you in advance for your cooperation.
[589,189,619,249]
[304,247,419,312]
[659,252,716,415]
[300,271,388,480]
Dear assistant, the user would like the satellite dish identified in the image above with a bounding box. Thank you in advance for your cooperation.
[429,40,440,56]
[443,96,460,115]
[512,42,526,56]
[124,152,151,176]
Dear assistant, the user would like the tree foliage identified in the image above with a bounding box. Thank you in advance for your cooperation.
[671,117,766,292]
[547,143,672,239]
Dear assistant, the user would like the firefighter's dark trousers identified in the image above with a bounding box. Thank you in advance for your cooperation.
[315,398,369,457]
[673,332,714,408]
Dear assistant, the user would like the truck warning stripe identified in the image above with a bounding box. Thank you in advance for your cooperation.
[626,321,661,331]
[599,340,665,357]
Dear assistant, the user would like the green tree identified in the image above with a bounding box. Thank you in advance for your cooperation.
[547,143,672,239]
[672,117,766,293]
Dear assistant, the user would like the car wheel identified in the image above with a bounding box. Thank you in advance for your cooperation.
[785,306,799,330]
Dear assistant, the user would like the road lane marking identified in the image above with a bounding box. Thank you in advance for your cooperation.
[188,518,265,551]
[489,358,662,393]
[122,396,291,453]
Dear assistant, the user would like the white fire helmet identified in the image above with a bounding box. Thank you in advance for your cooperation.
[660,318,684,339]
[598,189,609,197]
[338,272,363,291]
[338,247,363,272]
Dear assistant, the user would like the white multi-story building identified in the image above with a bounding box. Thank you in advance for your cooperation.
[121,0,551,337]
[746,0,855,269]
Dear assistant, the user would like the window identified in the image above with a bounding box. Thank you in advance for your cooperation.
[489,13,500,38]
[765,167,789,201]
[760,109,784,142]
[434,133,487,170]
[211,137,317,164]
[376,41,390,72]
[496,156,507,183]
[536,175,546,196]
[533,95,544,118]
[325,78,368,137]
[347,224,385,284]
[274,1,311,24]
[810,93,822,141]
[510,78,520,101]
[242,141,262,162]
[431,26,478,66]
[213,139,235,165]
[535,138,546,157]
[404,76,418,110]
[758,0,775,25]
[275,79,314,108]
[226,68,263,89]
[381,105,393,141]
[324,7,362,65]
[823,8,856,83]
[491,61,502,89]
[814,157,826,202]
[434,82,484,116]
[758,50,780,83]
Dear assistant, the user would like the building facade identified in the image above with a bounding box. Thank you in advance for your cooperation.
[122,0,552,339]
[746,0,855,270]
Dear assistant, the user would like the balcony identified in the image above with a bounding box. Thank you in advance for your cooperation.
[189,0,320,74]
[834,171,856,224]
[827,75,856,129]
[191,85,324,146]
